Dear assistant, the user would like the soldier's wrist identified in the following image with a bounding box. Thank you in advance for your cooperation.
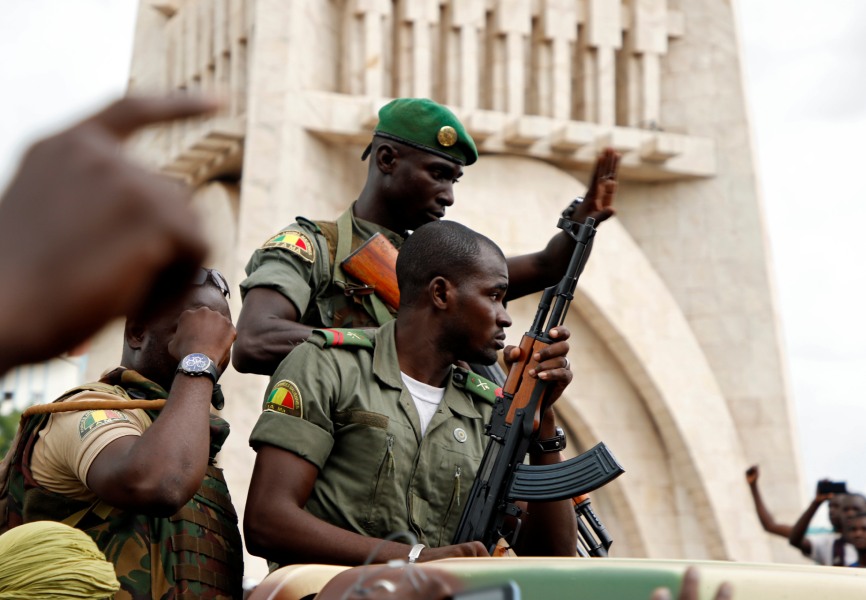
[532,427,566,454]
[562,196,584,220]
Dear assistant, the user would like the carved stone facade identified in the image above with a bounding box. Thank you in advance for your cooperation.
[88,0,804,575]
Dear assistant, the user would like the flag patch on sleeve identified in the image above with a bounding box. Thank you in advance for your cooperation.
[266,380,304,418]
[262,230,315,263]
[78,409,129,439]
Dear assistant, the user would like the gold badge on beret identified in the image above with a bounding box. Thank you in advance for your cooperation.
[437,125,458,147]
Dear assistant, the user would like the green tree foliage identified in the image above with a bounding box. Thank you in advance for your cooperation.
[0,410,22,459]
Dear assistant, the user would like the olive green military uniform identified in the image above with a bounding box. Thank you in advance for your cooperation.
[240,206,404,329]
[240,97,479,334]
[249,320,499,551]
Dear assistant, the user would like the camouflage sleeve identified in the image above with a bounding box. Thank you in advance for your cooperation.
[239,220,330,317]
[248,340,340,469]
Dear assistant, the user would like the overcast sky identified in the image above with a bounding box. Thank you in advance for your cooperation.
[1,1,863,520]
[736,0,866,508]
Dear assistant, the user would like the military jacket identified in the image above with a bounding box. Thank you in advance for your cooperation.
[249,320,499,553]
[1,368,243,600]
[240,205,404,329]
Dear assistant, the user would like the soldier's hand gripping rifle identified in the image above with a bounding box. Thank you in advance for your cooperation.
[452,216,624,553]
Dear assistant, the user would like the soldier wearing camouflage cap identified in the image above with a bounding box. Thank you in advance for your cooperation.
[0,268,243,599]
[233,97,619,377]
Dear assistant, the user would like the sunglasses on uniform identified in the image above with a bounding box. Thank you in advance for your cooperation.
[191,268,230,298]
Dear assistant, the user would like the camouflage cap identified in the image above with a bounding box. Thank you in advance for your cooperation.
[362,98,478,166]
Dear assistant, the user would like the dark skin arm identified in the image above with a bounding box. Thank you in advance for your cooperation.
[244,445,488,566]
[0,95,218,376]
[745,465,793,538]
[85,306,235,516]
[233,287,312,375]
[788,484,834,555]
[505,327,578,557]
[504,149,620,302]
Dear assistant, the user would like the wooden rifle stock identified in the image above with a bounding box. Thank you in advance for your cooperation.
[340,232,400,310]
[453,216,625,552]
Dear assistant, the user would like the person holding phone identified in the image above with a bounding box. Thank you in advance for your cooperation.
[788,479,857,565]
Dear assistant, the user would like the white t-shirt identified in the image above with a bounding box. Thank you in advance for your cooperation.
[808,532,858,566]
[400,372,445,436]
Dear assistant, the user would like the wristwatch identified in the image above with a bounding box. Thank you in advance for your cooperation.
[533,427,566,453]
[177,353,219,383]
[561,196,584,220]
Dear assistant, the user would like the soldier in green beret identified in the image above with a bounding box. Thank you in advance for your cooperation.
[245,220,577,566]
[232,97,618,376]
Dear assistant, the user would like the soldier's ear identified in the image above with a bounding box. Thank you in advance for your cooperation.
[124,320,146,350]
[375,142,398,174]
[429,276,452,310]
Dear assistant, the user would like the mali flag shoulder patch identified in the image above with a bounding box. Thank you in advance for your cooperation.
[78,409,130,439]
[266,380,304,418]
[262,230,315,263]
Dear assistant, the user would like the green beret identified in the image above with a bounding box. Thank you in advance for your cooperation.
[365,98,478,166]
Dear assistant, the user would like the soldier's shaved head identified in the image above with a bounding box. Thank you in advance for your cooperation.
[396,221,504,306]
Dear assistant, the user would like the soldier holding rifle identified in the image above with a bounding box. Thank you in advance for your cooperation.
[244,221,577,566]
[232,97,618,376]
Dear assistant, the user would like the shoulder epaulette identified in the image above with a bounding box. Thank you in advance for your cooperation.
[311,328,376,350]
[452,368,501,406]
[296,216,322,234]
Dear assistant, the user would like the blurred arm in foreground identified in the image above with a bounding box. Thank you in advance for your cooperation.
[0,95,218,375]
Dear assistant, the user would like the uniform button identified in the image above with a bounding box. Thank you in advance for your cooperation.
[453,428,467,443]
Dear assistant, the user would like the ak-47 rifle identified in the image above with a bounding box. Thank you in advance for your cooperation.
[452,216,624,553]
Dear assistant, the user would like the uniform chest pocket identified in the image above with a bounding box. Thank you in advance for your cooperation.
[431,444,485,546]
[332,410,401,535]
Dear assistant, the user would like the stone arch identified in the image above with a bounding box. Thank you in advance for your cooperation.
[448,155,771,561]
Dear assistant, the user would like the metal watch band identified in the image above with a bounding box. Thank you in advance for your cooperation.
[533,426,566,453]
[408,543,425,563]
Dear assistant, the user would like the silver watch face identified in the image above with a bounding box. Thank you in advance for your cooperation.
[181,353,211,373]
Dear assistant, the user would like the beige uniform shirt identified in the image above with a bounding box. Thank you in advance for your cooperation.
[29,391,151,502]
